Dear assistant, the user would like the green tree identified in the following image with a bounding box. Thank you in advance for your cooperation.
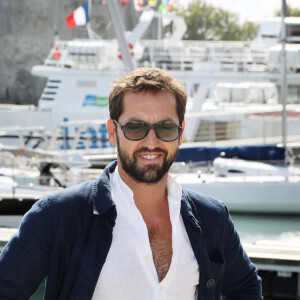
[174,0,259,41]
[275,4,300,17]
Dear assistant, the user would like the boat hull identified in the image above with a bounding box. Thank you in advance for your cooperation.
[176,174,300,214]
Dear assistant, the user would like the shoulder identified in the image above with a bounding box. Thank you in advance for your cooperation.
[21,179,99,231]
[35,179,97,211]
[17,179,101,244]
[21,162,116,231]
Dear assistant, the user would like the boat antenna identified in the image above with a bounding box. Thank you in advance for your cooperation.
[52,0,59,44]
[281,0,288,165]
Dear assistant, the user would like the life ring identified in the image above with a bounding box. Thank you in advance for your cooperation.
[118,43,134,60]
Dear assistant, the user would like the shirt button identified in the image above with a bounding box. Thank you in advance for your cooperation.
[159,286,163,291]
[206,279,215,288]
[145,254,150,260]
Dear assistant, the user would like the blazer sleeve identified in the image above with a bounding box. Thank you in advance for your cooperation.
[0,199,51,299]
[221,207,263,299]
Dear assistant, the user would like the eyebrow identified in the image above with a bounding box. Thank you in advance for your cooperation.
[124,118,178,124]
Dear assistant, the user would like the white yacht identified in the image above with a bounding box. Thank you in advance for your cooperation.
[173,157,300,214]
[1,5,300,152]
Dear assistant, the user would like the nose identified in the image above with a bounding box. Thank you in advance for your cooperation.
[142,128,159,149]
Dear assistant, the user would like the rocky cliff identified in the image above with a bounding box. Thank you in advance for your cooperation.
[0,0,139,105]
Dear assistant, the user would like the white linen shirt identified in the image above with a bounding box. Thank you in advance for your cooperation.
[92,167,199,300]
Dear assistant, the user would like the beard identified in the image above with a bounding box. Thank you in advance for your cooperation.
[116,134,179,184]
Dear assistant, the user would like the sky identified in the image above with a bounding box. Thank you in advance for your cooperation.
[179,0,300,24]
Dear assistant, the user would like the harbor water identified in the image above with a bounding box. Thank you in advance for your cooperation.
[232,213,300,244]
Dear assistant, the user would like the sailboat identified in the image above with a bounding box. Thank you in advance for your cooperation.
[174,1,300,214]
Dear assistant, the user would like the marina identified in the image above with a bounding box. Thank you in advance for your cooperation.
[1,0,300,298]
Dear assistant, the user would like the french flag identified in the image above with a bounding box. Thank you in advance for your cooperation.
[66,1,89,29]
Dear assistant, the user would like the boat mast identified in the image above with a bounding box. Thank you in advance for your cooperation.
[281,0,288,165]
[107,0,136,71]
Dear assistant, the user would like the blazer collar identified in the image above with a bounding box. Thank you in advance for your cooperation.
[181,189,202,231]
[92,160,117,215]
[92,160,202,232]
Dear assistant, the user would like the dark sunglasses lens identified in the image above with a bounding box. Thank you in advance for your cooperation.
[155,123,179,141]
[124,123,148,140]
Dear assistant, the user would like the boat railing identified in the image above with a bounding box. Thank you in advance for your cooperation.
[0,126,49,149]
[138,40,270,73]
[44,40,119,70]
[1,110,299,164]
[41,39,285,73]
[185,105,300,150]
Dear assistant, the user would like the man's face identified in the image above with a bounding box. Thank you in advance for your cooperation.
[107,91,185,184]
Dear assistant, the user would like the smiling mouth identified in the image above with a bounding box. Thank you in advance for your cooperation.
[140,154,160,160]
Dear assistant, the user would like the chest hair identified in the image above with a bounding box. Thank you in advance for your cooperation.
[148,225,172,282]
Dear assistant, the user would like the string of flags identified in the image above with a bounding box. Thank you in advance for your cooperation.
[115,0,173,10]
[158,0,173,12]
[100,0,174,11]
[66,0,173,29]
[133,0,173,11]
[120,0,174,12]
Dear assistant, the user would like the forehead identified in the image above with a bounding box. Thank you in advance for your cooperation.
[120,91,178,123]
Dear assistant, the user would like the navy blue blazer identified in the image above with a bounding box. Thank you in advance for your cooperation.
[0,161,262,299]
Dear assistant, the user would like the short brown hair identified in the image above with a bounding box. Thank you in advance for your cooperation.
[108,67,187,125]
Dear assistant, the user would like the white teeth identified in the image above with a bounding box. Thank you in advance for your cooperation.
[141,154,159,159]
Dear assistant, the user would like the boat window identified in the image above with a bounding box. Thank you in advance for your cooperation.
[227,169,245,174]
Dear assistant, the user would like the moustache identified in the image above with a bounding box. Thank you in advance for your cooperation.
[134,147,167,155]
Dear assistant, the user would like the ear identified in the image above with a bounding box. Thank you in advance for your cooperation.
[179,120,185,146]
[107,118,117,146]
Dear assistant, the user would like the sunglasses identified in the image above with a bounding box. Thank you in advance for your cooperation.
[114,120,182,142]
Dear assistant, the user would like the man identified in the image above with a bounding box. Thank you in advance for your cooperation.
[0,67,262,299]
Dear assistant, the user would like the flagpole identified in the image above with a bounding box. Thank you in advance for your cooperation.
[281,0,288,165]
